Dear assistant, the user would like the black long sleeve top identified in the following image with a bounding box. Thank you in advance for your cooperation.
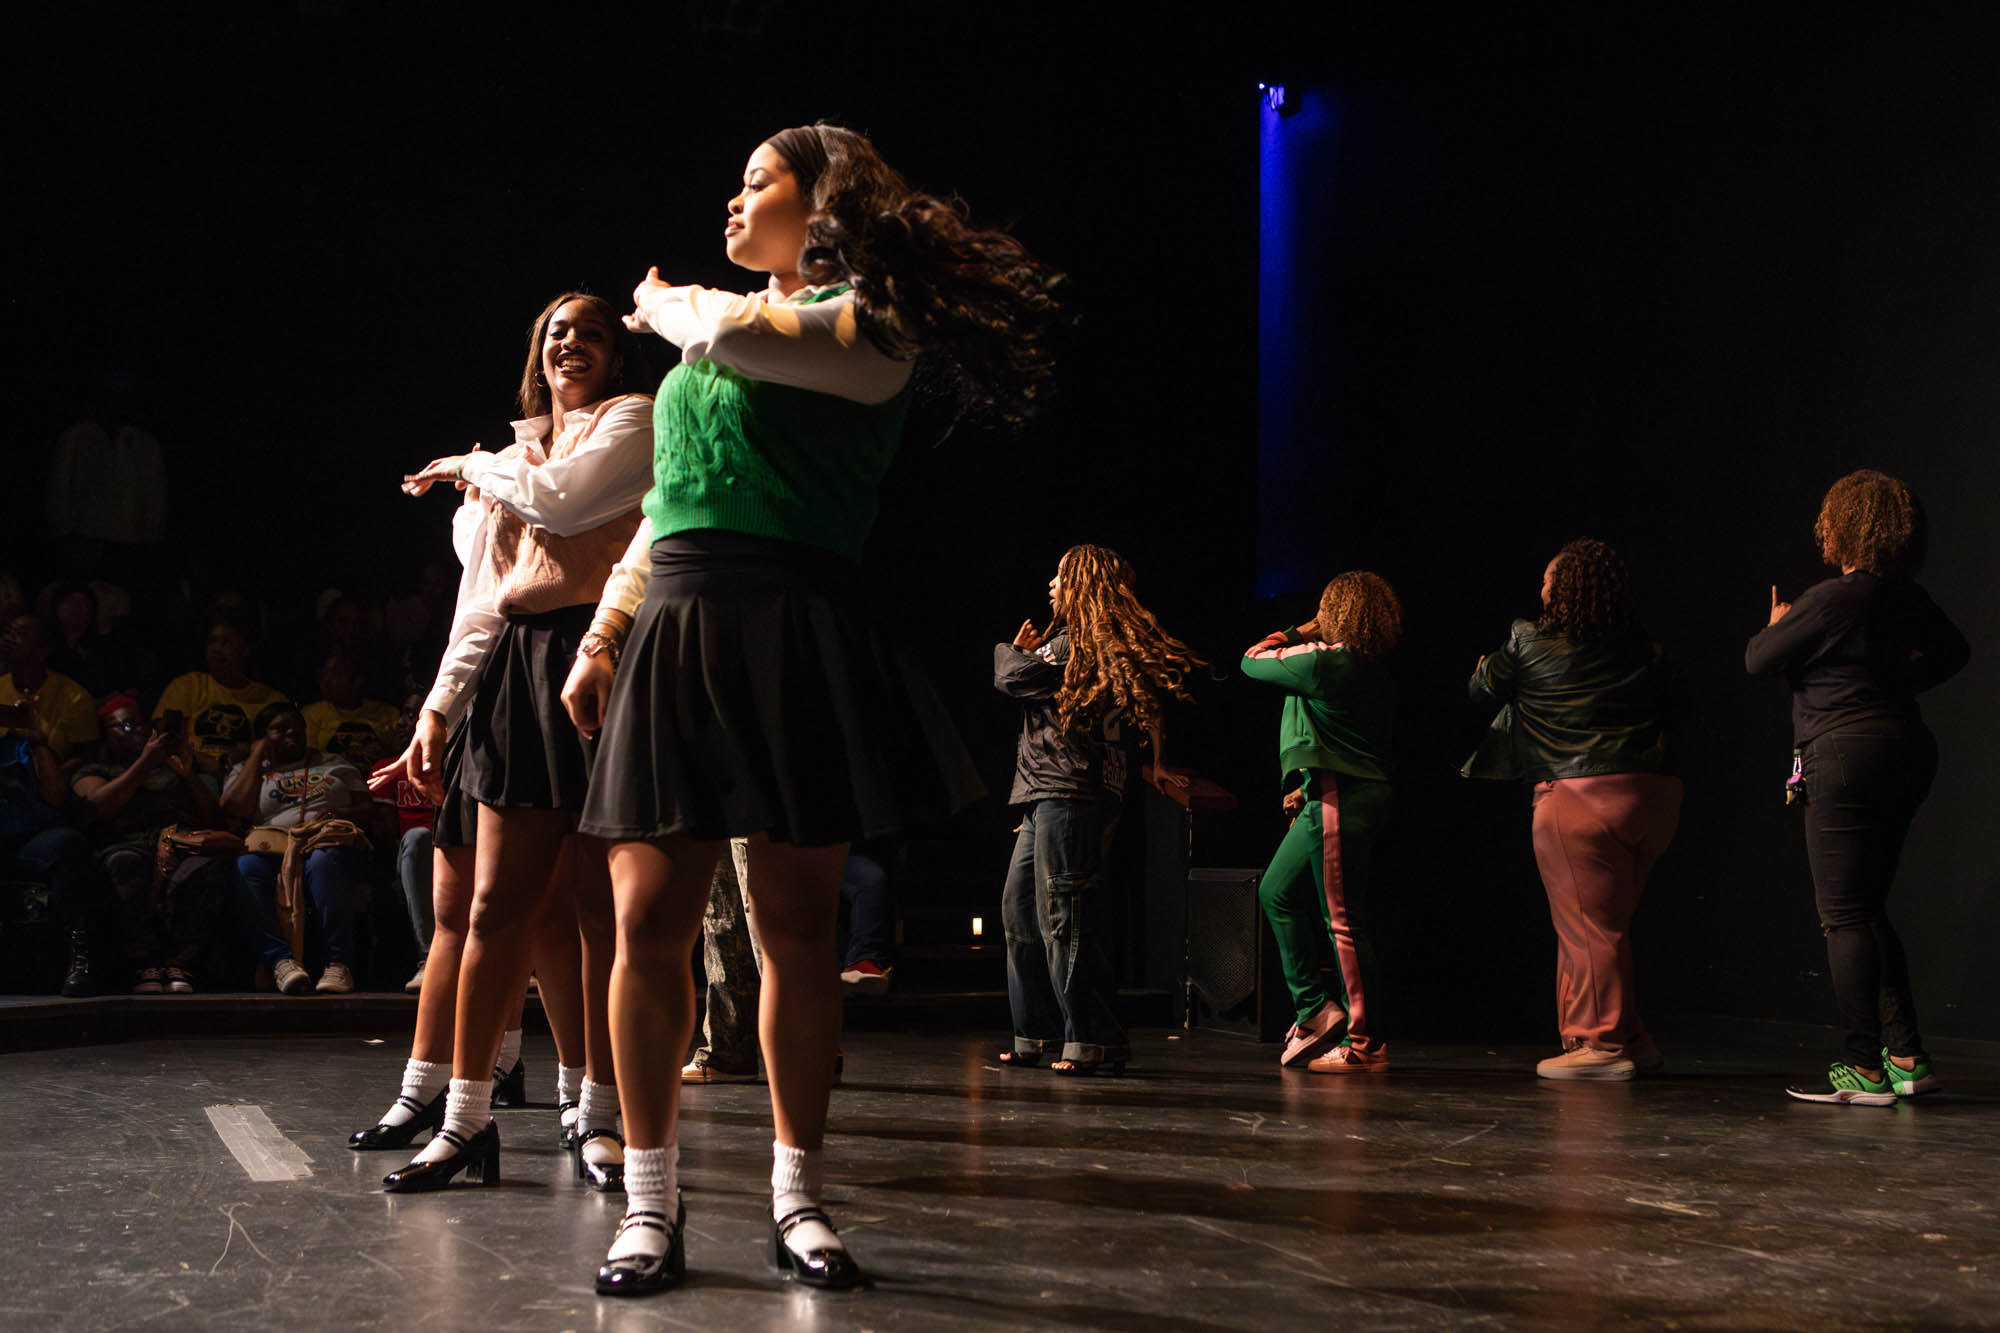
[1744,570,1969,744]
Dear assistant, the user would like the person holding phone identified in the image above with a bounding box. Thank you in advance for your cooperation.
[72,695,227,993]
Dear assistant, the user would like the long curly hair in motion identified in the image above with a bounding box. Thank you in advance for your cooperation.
[1051,545,1210,740]
[1538,538,1638,643]
[766,123,1066,428]
[1315,572,1404,661]
[1814,468,1926,577]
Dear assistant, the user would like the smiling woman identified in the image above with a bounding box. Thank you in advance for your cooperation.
[343,290,658,1199]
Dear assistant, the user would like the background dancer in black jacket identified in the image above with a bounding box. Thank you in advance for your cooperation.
[993,544,1205,1075]
[1466,539,1682,1082]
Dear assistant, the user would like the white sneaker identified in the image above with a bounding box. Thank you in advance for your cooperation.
[316,963,355,994]
[273,959,311,995]
[404,962,427,994]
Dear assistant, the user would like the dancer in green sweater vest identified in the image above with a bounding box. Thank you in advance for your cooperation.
[1242,571,1401,1074]
[562,124,1062,1297]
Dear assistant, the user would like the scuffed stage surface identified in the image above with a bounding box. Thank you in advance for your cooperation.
[3,1026,1995,1330]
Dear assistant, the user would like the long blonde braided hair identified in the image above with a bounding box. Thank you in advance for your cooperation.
[1051,544,1210,738]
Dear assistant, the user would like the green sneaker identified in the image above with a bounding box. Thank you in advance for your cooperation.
[1785,1061,1896,1105]
[1882,1048,1941,1098]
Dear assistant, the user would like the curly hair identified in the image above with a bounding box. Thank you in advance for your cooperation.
[768,123,1067,428]
[516,291,652,420]
[1538,538,1638,643]
[1814,469,1926,577]
[1315,572,1403,660]
[1050,545,1210,739]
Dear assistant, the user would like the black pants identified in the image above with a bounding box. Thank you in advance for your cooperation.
[1800,722,1937,1067]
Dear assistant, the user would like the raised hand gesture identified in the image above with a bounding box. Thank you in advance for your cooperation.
[1768,585,1792,626]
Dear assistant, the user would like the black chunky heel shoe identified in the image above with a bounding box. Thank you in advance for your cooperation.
[769,1206,864,1289]
[490,1059,527,1108]
[573,1127,626,1192]
[557,1099,580,1150]
[381,1122,500,1192]
[348,1090,445,1151]
[595,1195,685,1296]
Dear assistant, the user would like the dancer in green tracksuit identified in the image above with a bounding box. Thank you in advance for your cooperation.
[1242,571,1401,1074]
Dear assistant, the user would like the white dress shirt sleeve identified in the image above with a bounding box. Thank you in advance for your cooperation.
[455,396,655,536]
[592,514,655,630]
[633,286,914,406]
[422,502,505,726]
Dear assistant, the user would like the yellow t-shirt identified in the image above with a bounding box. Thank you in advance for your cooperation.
[153,672,288,763]
[303,699,405,765]
[0,670,99,761]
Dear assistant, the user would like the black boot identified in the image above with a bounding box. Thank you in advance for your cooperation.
[61,930,97,998]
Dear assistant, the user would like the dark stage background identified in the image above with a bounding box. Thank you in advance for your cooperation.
[8,5,1994,1041]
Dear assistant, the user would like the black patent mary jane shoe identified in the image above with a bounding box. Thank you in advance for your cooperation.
[770,1206,865,1290]
[490,1058,528,1108]
[381,1122,500,1192]
[348,1090,446,1151]
[557,1100,580,1151]
[573,1127,626,1192]
[596,1196,686,1297]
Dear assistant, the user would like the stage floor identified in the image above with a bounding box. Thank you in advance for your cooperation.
[4,1024,1996,1330]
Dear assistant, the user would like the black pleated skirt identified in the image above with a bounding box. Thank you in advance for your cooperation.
[579,530,983,847]
[454,604,597,817]
[431,723,482,848]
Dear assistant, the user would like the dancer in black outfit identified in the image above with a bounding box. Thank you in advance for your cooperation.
[1746,469,1968,1105]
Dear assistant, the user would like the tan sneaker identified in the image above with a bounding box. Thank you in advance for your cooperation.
[273,959,311,995]
[680,1058,760,1084]
[1536,1045,1636,1081]
[316,963,355,994]
[1306,1044,1388,1074]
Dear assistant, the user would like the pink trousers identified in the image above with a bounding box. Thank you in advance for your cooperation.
[1530,772,1683,1053]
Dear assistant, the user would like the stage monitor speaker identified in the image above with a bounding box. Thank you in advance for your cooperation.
[1182,869,1287,1039]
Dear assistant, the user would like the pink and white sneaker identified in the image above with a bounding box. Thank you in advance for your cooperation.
[1306,1044,1388,1075]
[1280,1000,1348,1067]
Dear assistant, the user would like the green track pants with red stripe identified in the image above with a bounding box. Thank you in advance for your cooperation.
[1255,767,1391,1054]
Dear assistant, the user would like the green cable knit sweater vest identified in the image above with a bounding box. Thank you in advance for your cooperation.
[643,287,912,563]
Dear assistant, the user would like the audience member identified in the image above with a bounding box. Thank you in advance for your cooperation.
[0,613,100,762]
[838,849,894,997]
[385,561,457,695]
[42,580,129,698]
[222,702,373,995]
[153,617,287,770]
[304,655,405,766]
[371,697,440,993]
[0,703,114,995]
[71,696,232,993]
